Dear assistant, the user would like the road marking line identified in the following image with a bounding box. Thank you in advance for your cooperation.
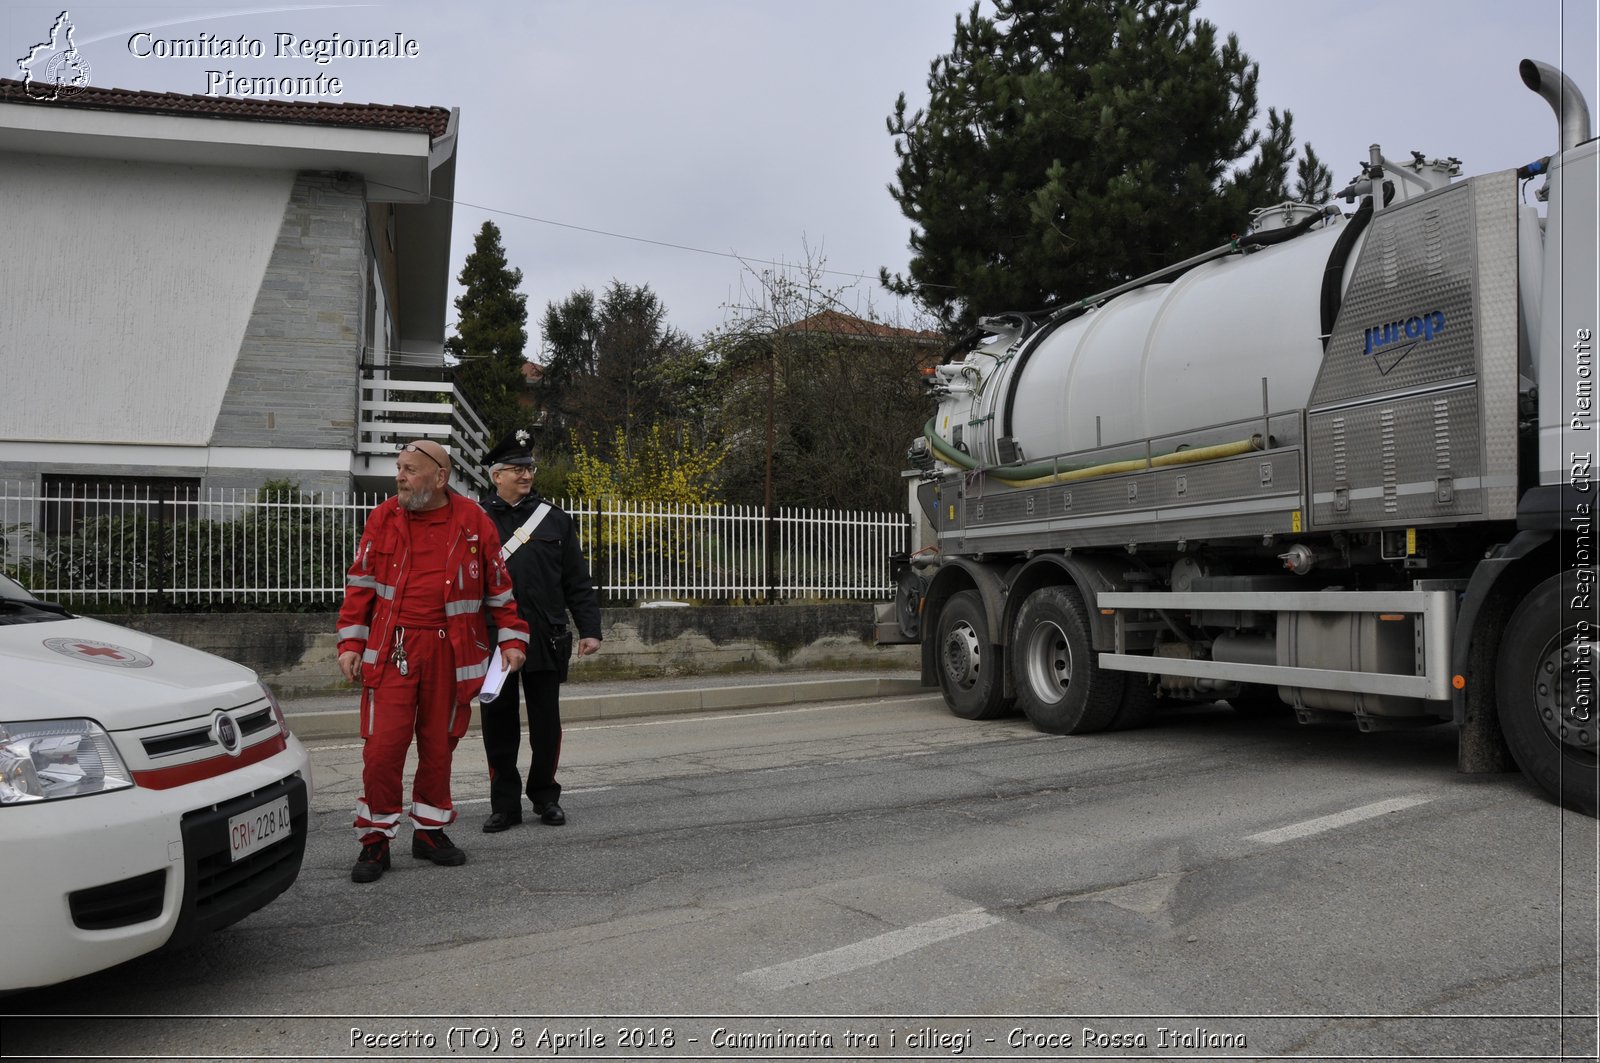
[1245,795,1434,845]
[737,908,1003,991]
[571,695,938,731]
[449,786,614,807]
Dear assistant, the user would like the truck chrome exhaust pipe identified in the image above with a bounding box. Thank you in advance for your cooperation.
[1520,58,1592,151]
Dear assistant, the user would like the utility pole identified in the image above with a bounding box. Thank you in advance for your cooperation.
[763,343,776,601]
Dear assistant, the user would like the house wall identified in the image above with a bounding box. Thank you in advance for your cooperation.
[0,152,291,446]
[367,202,401,353]
[210,173,368,490]
[0,158,371,495]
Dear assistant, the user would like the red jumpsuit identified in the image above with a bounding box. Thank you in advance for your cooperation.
[336,491,528,839]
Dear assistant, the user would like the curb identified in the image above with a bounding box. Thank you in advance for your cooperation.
[284,675,930,740]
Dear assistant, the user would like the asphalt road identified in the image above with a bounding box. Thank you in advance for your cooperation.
[5,691,1597,1062]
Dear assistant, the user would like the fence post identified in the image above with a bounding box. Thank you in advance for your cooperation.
[152,484,170,606]
[586,498,609,605]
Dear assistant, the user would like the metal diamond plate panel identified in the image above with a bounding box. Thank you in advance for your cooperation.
[1309,385,1484,527]
[1306,170,1521,524]
[1312,183,1480,406]
[1469,171,1521,520]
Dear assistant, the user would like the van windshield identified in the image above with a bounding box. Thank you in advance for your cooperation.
[0,574,72,624]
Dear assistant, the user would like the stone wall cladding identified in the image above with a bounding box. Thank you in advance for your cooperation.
[104,604,916,696]
[211,173,367,454]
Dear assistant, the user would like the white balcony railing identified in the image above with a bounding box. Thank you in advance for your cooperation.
[356,367,492,491]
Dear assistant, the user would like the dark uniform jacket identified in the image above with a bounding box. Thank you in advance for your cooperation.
[479,490,602,674]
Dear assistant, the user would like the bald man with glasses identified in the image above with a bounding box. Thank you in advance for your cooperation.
[336,439,529,882]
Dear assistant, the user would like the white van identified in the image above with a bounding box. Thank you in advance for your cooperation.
[0,572,312,992]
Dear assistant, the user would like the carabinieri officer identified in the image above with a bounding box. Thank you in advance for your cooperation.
[476,429,603,832]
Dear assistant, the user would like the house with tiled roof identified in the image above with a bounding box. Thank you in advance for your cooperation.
[779,309,944,347]
[0,78,487,501]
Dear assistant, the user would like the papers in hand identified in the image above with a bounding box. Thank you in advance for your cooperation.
[480,648,507,702]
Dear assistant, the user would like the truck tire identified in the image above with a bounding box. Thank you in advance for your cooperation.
[1011,585,1126,734]
[1495,570,1598,816]
[1111,678,1159,730]
[935,590,1010,720]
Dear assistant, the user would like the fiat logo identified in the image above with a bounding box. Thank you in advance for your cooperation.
[212,712,241,756]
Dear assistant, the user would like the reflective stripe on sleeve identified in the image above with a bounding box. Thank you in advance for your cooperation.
[444,599,480,617]
[486,589,514,608]
[456,660,489,682]
[339,625,370,641]
[346,575,378,589]
[497,627,524,644]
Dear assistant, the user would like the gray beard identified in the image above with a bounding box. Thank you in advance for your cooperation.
[399,485,436,511]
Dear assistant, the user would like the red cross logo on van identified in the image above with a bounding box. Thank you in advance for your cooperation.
[43,638,155,668]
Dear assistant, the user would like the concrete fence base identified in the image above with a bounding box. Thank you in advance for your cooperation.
[99,603,917,697]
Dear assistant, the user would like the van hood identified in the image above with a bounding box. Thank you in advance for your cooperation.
[0,615,264,731]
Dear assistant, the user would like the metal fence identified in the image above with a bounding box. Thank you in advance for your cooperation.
[567,498,909,600]
[0,481,907,606]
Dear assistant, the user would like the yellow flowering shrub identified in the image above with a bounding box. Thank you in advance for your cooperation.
[568,426,727,585]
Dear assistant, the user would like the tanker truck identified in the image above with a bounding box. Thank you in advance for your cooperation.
[881,59,1597,814]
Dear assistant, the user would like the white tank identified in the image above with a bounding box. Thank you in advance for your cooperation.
[934,216,1364,466]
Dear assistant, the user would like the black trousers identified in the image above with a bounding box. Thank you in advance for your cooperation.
[480,668,563,813]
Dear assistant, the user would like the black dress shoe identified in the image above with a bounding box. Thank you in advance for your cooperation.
[534,802,566,826]
[482,811,522,833]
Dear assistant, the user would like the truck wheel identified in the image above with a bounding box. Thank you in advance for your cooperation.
[1111,678,1159,729]
[936,590,1010,720]
[1495,570,1598,816]
[1011,585,1126,734]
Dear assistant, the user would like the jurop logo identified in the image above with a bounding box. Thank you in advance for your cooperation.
[1362,308,1446,375]
[15,10,92,100]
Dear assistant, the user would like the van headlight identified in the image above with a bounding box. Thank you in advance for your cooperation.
[0,719,133,804]
[260,682,289,737]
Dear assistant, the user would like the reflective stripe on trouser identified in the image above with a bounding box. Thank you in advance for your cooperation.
[354,626,465,838]
[353,800,402,841]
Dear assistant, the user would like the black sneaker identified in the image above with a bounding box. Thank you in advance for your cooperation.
[411,828,466,866]
[351,838,391,883]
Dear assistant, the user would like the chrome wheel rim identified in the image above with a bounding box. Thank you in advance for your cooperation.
[1023,619,1072,705]
[1533,632,1597,754]
[943,620,982,692]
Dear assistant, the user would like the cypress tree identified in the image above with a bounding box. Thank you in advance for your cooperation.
[447,221,531,443]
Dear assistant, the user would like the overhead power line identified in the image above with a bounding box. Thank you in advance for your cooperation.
[366,178,952,291]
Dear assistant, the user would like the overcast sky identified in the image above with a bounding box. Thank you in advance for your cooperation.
[8,0,1596,347]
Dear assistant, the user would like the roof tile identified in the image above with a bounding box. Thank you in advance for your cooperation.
[0,77,450,138]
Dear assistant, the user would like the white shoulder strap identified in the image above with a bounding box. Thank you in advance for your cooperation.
[499,502,552,561]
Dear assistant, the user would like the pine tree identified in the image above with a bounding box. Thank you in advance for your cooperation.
[884,0,1326,332]
[446,221,530,444]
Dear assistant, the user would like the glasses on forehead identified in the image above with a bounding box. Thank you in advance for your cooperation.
[396,443,444,470]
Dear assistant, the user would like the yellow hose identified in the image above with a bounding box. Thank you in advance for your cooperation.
[999,436,1264,488]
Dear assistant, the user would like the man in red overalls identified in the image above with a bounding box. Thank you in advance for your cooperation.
[336,439,528,882]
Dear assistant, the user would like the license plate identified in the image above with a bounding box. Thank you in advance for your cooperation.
[227,795,292,862]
